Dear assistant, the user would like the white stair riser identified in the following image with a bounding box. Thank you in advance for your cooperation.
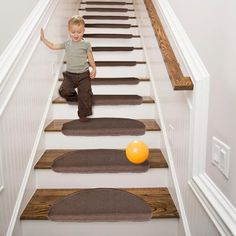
[51,104,156,119]
[79,11,136,17]
[85,19,137,25]
[22,219,178,236]
[84,27,139,34]
[93,50,145,61]
[56,82,151,96]
[44,132,161,149]
[36,168,167,188]
[61,64,148,78]
[85,38,142,47]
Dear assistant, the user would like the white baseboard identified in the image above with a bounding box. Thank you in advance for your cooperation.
[189,174,236,236]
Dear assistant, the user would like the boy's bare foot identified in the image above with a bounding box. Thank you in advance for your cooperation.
[79,117,89,122]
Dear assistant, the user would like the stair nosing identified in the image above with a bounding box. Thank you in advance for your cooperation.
[58,77,150,82]
[52,95,154,104]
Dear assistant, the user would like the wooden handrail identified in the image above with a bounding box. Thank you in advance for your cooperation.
[144,0,193,90]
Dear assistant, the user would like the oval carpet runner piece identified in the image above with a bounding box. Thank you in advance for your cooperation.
[52,149,149,173]
[48,188,152,221]
[67,95,143,105]
[62,118,145,136]
[91,77,140,85]
[93,95,143,105]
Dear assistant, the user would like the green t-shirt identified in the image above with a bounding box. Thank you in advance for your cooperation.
[63,39,91,73]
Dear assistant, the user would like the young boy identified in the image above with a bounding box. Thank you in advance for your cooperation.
[40,15,96,122]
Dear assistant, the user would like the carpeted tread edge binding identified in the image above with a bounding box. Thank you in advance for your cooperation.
[61,118,146,136]
[51,149,149,173]
[52,95,153,105]
[80,8,134,12]
[85,23,135,28]
[58,77,149,84]
[81,1,133,5]
[82,15,136,20]
[48,188,152,222]
[63,61,145,66]
[83,34,140,38]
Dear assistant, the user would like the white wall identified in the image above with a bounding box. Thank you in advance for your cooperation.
[168,0,236,209]
[0,0,39,55]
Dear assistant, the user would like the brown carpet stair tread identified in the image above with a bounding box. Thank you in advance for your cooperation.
[84,33,139,38]
[64,61,145,66]
[20,188,179,220]
[48,188,152,221]
[85,23,137,28]
[81,1,133,5]
[51,149,149,173]
[80,8,134,12]
[52,95,154,105]
[45,119,160,132]
[61,118,145,136]
[35,149,168,170]
[92,46,142,51]
[83,15,135,20]
[58,77,149,84]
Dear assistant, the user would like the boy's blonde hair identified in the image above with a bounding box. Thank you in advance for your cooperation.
[68,15,85,26]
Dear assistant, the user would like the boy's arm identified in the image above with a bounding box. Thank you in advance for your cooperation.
[40,28,64,50]
[87,49,96,79]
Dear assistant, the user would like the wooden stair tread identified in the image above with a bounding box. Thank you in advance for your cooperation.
[20,188,178,220]
[58,77,149,82]
[85,23,136,28]
[83,15,135,20]
[92,46,142,51]
[64,61,145,66]
[84,33,139,38]
[80,8,134,12]
[44,119,160,132]
[35,149,168,169]
[81,1,133,5]
[52,96,154,104]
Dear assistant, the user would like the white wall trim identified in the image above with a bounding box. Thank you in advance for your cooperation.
[189,174,236,236]
[6,54,64,236]
[2,0,62,234]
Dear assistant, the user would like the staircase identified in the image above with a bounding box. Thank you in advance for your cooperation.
[20,1,179,235]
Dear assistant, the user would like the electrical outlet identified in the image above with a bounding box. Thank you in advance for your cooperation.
[212,136,231,179]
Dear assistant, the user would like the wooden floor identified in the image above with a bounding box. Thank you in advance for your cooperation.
[21,188,179,220]
[35,149,168,169]
[44,119,161,132]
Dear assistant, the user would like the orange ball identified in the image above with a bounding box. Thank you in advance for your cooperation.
[126,140,149,164]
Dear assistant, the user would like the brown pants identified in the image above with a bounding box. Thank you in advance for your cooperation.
[59,70,93,118]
